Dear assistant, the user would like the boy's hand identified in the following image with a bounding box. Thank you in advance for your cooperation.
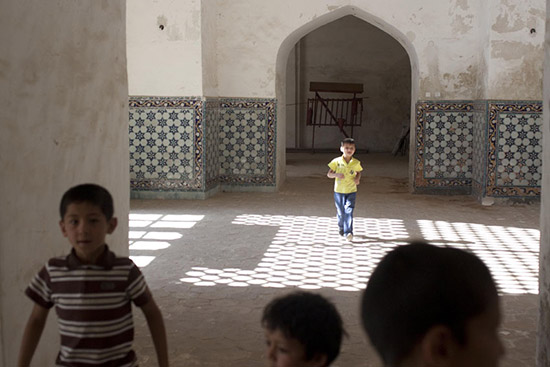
[327,169,344,179]
[354,172,362,185]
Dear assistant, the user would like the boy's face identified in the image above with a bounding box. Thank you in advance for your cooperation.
[450,300,504,367]
[340,143,356,158]
[264,328,326,367]
[60,201,117,264]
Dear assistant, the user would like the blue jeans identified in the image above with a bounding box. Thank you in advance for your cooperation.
[334,192,356,235]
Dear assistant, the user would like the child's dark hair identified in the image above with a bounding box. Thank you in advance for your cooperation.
[361,241,498,366]
[262,291,344,366]
[59,183,114,220]
[341,137,355,146]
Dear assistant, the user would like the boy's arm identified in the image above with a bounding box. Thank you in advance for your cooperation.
[355,171,361,185]
[140,297,169,367]
[18,304,49,367]
[327,169,344,179]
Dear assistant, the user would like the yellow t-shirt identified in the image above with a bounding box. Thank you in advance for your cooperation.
[328,156,363,194]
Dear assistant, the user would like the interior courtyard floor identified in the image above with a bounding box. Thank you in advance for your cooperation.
[130,152,540,367]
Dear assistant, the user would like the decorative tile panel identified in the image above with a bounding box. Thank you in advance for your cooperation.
[486,102,542,197]
[204,99,220,191]
[414,100,542,201]
[129,96,277,197]
[218,99,277,186]
[415,102,473,190]
[129,97,204,192]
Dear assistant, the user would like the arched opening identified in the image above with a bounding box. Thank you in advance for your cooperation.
[286,15,411,153]
[275,6,419,188]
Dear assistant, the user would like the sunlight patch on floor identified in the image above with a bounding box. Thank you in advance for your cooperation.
[128,213,204,268]
[418,220,539,294]
[178,214,539,294]
[128,211,540,295]
[180,215,409,292]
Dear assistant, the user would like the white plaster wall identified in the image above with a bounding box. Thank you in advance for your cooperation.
[205,0,545,100]
[0,1,129,365]
[537,1,550,363]
[127,0,203,96]
[488,0,545,100]
[415,1,486,99]
[217,1,406,98]
[201,0,219,96]
[212,0,494,100]
[476,0,491,100]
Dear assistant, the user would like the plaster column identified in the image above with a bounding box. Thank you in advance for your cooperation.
[537,1,550,364]
[0,1,129,365]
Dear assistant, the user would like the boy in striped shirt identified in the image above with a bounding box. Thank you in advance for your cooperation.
[18,183,168,367]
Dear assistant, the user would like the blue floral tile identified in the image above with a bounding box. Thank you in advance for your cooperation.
[415,102,473,190]
[487,102,542,197]
[218,99,276,185]
[128,96,276,195]
[415,100,542,200]
[129,97,203,191]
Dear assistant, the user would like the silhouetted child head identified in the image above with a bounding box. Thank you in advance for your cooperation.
[60,183,114,220]
[262,291,344,367]
[361,241,504,367]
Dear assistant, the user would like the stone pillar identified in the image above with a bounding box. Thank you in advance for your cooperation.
[0,1,129,365]
[537,1,550,364]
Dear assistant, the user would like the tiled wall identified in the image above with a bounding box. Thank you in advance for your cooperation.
[486,102,542,198]
[129,97,276,198]
[129,97,539,202]
[414,102,473,194]
[129,97,204,195]
[415,100,542,201]
[218,99,277,186]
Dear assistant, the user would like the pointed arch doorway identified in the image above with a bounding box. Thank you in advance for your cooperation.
[275,6,419,188]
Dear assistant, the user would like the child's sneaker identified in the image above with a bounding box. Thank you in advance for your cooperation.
[346,233,353,241]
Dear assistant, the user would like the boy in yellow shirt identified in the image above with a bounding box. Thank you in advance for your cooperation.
[327,138,363,241]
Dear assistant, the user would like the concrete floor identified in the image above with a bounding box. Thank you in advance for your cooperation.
[130,152,540,367]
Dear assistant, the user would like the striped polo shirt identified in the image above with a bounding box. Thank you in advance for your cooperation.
[26,246,150,367]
